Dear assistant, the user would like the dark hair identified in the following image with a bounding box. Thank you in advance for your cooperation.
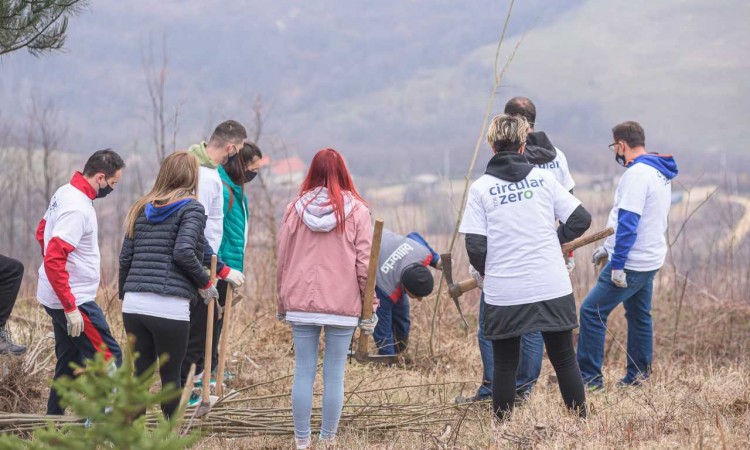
[208,120,248,147]
[504,96,536,125]
[612,121,645,148]
[82,149,126,178]
[223,141,263,185]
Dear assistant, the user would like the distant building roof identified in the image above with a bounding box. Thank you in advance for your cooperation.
[269,156,306,176]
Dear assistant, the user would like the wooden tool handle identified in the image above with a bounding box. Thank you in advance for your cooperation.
[216,283,234,398]
[457,278,478,293]
[202,255,218,403]
[561,227,614,254]
[357,219,384,358]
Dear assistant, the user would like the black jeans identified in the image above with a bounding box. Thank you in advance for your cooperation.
[0,254,24,327]
[123,312,189,418]
[491,330,586,420]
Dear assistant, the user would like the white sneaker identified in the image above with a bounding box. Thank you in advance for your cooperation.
[318,436,336,448]
[295,437,311,449]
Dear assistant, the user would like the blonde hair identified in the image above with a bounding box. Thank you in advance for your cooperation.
[486,114,530,153]
[124,151,200,238]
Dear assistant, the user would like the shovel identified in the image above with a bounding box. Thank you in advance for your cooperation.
[353,219,399,364]
[195,254,219,418]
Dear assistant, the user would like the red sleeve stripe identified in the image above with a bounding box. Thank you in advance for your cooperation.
[81,312,113,361]
[44,237,78,312]
[421,254,433,267]
[36,219,47,255]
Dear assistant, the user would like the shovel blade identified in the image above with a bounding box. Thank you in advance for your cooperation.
[349,350,400,365]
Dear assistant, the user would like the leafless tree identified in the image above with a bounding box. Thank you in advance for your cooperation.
[142,34,178,163]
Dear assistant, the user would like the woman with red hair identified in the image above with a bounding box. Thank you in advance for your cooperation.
[277,148,376,449]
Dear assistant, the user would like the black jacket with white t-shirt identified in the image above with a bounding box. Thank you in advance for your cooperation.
[460,152,591,339]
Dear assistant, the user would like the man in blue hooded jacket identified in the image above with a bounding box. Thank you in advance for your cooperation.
[577,121,679,390]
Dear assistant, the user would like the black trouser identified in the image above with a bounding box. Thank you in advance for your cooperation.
[181,281,225,385]
[0,254,24,327]
[491,330,586,421]
[45,302,123,415]
[123,312,189,418]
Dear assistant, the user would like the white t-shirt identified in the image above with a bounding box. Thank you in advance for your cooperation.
[122,292,190,322]
[603,163,672,271]
[198,165,224,252]
[286,312,358,328]
[532,148,576,192]
[460,168,581,306]
[37,184,99,309]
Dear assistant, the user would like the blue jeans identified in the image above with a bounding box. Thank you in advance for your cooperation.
[477,293,544,398]
[577,263,658,388]
[373,293,410,356]
[291,323,355,440]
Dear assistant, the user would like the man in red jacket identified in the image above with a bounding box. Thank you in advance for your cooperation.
[36,149,125,415]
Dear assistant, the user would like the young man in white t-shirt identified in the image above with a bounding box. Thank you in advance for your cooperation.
[36,149,126,415]
[577,121,678,390]
[183,120,247,399]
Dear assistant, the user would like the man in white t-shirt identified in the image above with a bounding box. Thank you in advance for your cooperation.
[577,121,678,390]
[183,120,247,398]
[36,149,126,415]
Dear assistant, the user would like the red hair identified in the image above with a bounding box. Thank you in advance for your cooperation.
[299,148,366,231]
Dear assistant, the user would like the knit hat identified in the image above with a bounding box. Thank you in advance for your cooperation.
[401,264,434,297]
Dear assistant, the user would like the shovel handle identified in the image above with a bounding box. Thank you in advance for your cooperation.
[357,219,384,359]
[561,227,614,254]
[202,255,217,404]
[216,283,234,398]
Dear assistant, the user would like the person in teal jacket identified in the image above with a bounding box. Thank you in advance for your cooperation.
[211,141,263,375]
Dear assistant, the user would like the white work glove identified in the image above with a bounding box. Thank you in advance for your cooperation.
[565,254,576,273]
[611,269,628,288]
[199,283,220,304]
[470,265,484,290]
[591,246,608,266]
[223,268,245,288]
[65,309,84,338]
[358,315,379,335]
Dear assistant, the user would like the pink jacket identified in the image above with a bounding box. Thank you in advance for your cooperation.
[277,188,376,318]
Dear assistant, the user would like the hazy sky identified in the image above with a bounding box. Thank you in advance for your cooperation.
[1,0,747,179]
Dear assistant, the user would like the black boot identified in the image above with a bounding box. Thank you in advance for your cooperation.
[0,325,26,355]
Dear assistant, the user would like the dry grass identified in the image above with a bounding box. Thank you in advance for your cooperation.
[3,183,750,448]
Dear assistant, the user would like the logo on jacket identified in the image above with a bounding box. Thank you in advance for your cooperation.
[535,160,560,170]
[381,242,415,274]
[48,197,59,213]
[489,178,544,206]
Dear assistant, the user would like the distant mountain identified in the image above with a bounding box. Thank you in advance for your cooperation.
[1,0,747,181]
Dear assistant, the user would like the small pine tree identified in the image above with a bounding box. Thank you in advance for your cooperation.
[0,0,90,57]
[0,348,198,449]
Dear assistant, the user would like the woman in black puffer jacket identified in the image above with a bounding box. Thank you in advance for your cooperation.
[119,151,219,418]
